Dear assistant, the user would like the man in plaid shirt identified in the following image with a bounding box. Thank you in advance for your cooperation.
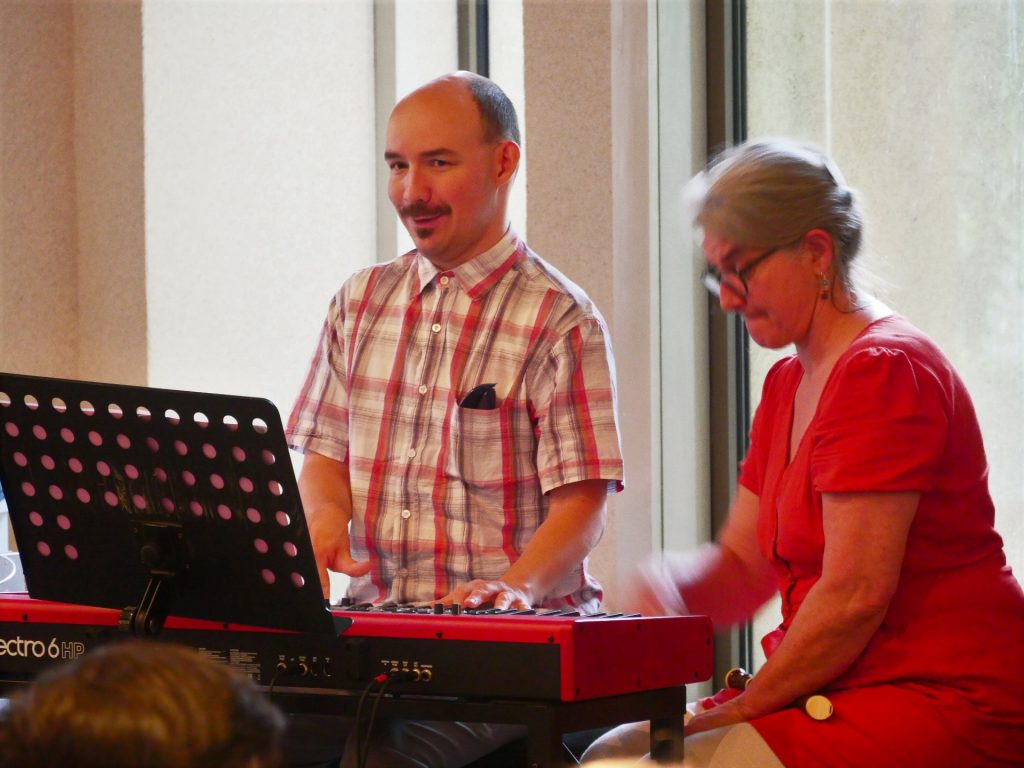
[285,72,624,766]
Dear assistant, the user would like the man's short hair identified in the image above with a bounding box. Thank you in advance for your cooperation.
[463,73,522,146]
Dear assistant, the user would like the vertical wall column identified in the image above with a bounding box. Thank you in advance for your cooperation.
[523,0,654,611]
[0,1,146,385]
[0,1,146,552]
[0,0,146,548]
[0,1,81,379]
[653,0,710,558]
[74,1,147,385]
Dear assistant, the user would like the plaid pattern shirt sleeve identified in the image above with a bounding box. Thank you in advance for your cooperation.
[532,314,623,496]
[286,233,624,611]
[286,292,350,462]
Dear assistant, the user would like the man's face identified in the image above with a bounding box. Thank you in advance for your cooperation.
[385,81,512,270]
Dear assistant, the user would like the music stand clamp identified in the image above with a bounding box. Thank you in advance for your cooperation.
[116,521,183,636]
[0,372,349,637]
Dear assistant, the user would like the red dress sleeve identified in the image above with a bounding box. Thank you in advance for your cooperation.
[811,346,948,492]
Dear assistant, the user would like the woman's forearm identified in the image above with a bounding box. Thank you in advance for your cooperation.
[736,490,919,719]
[737,577,888,717]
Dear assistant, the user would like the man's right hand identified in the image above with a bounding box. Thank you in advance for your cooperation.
[297,451,370,598]
[306,505,371,597]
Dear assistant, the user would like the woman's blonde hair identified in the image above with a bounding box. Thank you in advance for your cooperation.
[688,139,864,287]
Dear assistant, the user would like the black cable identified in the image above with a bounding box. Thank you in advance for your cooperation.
[354,673,390,768]
[359,675,397,768]
[562,742,582,765]
[266,667,283,697]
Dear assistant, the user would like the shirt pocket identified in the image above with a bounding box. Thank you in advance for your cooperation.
[446,401,534,516]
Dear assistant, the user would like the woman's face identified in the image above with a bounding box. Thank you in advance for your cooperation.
[702,230,819,350]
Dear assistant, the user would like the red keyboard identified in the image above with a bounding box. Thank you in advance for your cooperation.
[0,593,712,701]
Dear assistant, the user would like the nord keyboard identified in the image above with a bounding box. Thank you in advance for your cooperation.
[0,593,712,702]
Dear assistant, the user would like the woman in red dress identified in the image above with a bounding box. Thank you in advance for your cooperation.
[584,139,1024,767]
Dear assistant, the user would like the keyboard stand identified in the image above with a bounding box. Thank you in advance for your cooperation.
[265,685,687,767]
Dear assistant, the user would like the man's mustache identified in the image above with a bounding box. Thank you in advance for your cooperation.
[400,203,452,218]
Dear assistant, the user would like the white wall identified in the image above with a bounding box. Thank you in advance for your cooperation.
[653,0,710,555]
[377,0,460,261]
[141,0,459,601]
[142,0,376,422]
[488,0,527,241]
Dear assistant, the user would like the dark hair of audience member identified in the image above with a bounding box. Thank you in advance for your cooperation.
[0,640,285,768]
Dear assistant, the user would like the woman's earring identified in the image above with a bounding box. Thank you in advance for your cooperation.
[816,273,830,301]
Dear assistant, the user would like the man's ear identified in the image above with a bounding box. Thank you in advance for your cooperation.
[494,140,521,186]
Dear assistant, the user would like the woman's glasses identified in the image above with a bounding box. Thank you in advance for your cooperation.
[701,244,786,298]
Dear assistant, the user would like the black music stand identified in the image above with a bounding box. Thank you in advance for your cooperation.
[0,372,347,636]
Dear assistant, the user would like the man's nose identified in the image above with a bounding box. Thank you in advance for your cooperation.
[402,166,430,205]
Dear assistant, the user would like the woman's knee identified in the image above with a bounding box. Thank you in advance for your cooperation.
[580,721,651,764]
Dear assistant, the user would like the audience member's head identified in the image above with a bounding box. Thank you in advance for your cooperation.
[0,639,285,768]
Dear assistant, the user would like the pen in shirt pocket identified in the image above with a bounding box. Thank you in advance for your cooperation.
[459,383,497,410]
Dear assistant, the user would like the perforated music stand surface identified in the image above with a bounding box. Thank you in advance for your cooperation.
[0,372,341,635]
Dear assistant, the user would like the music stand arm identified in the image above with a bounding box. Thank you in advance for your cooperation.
[118,571,176,636]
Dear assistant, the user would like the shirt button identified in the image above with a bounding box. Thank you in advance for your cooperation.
[439,275,450,286]
[407,448,416,458]
[401,509,411,519]
[431,323,442,333]
[397,568,409,578]
[418,384,428,395]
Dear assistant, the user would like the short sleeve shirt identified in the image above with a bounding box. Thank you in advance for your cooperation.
[286,232,624,610]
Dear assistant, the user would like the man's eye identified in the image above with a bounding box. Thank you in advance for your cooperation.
[430,159,450,167]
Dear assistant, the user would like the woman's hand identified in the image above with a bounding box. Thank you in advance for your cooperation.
[633,556,690,616]
[684,694,753,736]
[632,486,777,624]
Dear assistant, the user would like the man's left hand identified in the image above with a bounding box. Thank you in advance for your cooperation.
[439,579,534,610]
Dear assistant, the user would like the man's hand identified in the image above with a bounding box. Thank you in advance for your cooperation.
[438,579,534,610]
[436,475,609,610]
[473,479,606,608]
[430,480,607,611]
[306,504,371,597]
[298,451,370,598]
